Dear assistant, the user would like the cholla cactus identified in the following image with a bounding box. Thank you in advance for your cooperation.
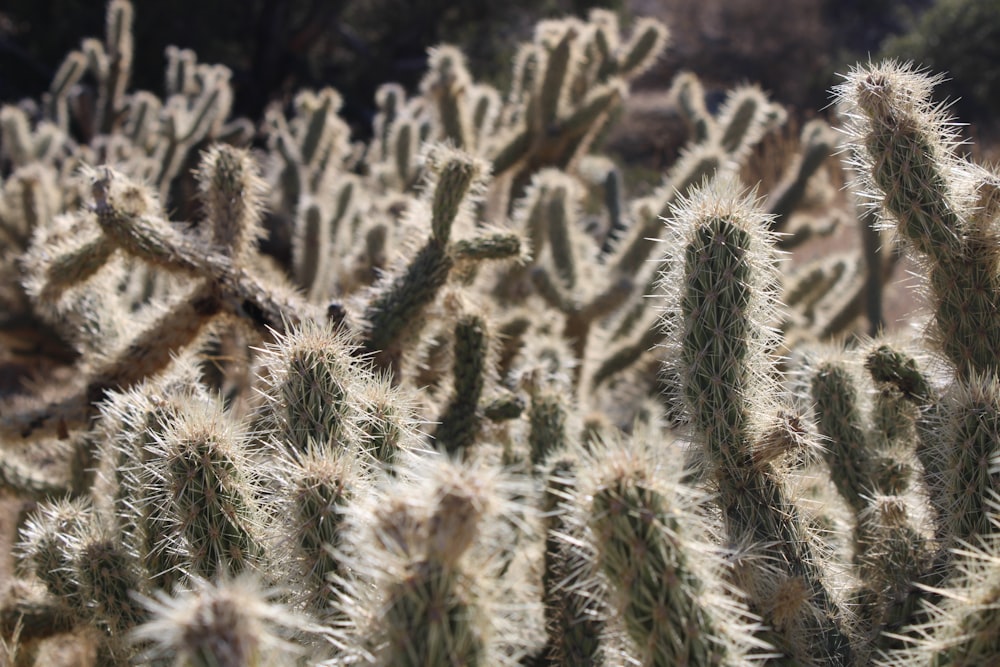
[131,575,307,667]
[837,61,1000,380]
[574,431,769,666]
[660,176,853,664]
[12,2,991,665]
[337,453,541,666]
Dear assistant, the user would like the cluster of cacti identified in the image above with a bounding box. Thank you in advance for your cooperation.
[3,1,1000,665]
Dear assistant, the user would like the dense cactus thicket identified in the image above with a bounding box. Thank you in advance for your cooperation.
[2,2,1000,665]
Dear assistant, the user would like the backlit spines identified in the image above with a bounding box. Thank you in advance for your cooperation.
[662,176,854,664]
[809,356,876,517]
[144,397,263,580]
[537,455,606,666]
[576,432,766,666]
[936,377,1000,545]
[10,2,1000,662]
[362,146,490,359]
[877,538,1000,667]
[435,309,494,456]
[340,454,538,666]
[256,319,362,452]
[196,144,266,262]
[837,61,1000,379]
[132,575,306,667]
[661,175,780,466]
[62,511,149,659]
[267,444,362,619]
[16,497,94,607]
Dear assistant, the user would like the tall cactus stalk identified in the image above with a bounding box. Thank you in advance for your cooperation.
[662,176,853,664]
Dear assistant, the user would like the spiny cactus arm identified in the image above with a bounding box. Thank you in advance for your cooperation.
[388,115,422,188]
[537,456,605,665]
[937,378,1000,544]
[295,89,352,194]
[340,457,529,666]
[355,371,423,468]
[265,107,305,214]
[122,90,162,148]
[593,162,628,257]
[490,127,533,177]
[154,68,234,198]
[363,240,453,356]
[783,254,850,313]
[256,319,361,452]
[534,21,579,132]
[809,358,879,545]
[610,17,669,80]
[0,107,34,169]
[773,209,843,250]
[45,50,88,134]
[131,575,309,667]
[470,84,501,150]
[0,281,220,441]
[196,144,266,262]
[90,167,205,274]
[164,46,196,97]
[865,343,935,404]
[96,0,134,135]
[0,448,72,497]
[853,495,934,653]
[291,198,327,294]
[428,148,483,244]
[16,497,93,606]
[528,388,569,466]
[780,252,878,341]
[363,148,488,356]
[588,320,665,391]
[671,72,714,144]
[294,87,345,168]
[583,434,767,666]
[64,513,150,655]
[876,543,1000,667]
[714,85,782,159]
[90,168,313,331]
[840,67,1000,375]
[530,266,576,314]
[435,312,491,455]
[422,46,475,151]
[266,445,359,616]
[291,176,359,299]
[578,276,634,325]
[451,232,523,262]
[558,79,625,141]
[373,83,406,162]
[662,177,854,664]
[927,167,1000,378]
[22,221,117,305]
[609,143,724,276]
[837,60,964,264]
[1,165,58,249]
[145,397,263,581]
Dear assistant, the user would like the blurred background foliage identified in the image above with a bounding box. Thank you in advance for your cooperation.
[1,0,996,144]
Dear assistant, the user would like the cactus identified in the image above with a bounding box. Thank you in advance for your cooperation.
[661,176,853,664]
[13,2,1000,665]
[131,575,307,667]
[579,432,767,666]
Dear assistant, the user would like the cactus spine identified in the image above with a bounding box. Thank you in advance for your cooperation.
[662,176,853,664]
